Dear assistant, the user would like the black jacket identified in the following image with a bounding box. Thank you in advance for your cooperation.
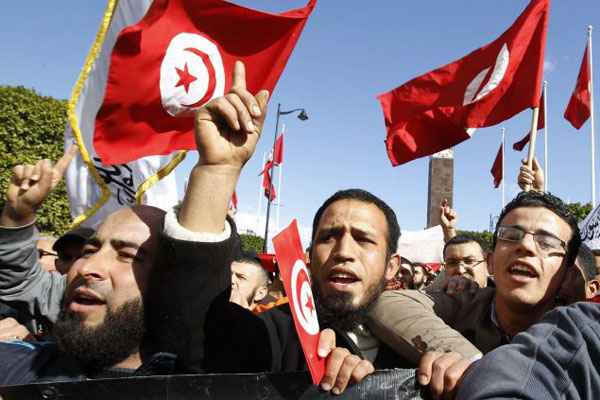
[146,219,414,373]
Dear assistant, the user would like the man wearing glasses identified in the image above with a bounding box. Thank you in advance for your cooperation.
[442,236,490,289]
[367,190,582,399]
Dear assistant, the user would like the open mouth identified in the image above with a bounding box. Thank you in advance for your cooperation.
[327,269,360,286]
[69,289,105,308]
[508,263,538,279]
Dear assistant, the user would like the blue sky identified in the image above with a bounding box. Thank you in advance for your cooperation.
[1,0,599,236]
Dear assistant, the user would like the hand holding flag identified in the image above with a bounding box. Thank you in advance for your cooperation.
[518,158,544,191]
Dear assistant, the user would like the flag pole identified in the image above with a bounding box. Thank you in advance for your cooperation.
[525,107,541,191]
[256,151,266,231]
[589,25,596,208]
[276,124,286,231]
[543,80,548,191]
[501,127,506,207]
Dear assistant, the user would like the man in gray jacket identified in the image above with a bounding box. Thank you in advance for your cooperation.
[0,147,79,333]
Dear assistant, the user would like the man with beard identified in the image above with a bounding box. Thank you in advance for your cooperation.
[152,64,480,394]
[0,204,166,384]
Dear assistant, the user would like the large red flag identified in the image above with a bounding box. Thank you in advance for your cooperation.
[94,0,316,165]
[379,0,549,166]
[564,44,592,129]
[273,134,284,166]
[491,142,504,188]
[513,91,545,151]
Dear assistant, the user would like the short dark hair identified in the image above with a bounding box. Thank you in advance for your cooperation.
[576,243,597,282]
[311,189,401,258]
[443,235,485,260]
[233,251,270,285]
[493,191,581,268]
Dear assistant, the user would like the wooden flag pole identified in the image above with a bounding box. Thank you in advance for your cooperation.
[525,107,541,191]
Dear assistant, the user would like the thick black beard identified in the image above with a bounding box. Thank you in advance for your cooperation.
[313,278,385,332]
[53,299,145,373]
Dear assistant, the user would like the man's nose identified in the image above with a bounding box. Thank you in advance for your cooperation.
[74,253,108,282]
[332,233,355,262]
[515,231,537,255]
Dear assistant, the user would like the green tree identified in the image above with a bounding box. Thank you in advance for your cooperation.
[566,202,593,223]
[240,233,265,253]
[457,230,494,252]
[0,86,71,236]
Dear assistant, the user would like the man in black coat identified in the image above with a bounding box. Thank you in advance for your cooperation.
[146,61,475,395]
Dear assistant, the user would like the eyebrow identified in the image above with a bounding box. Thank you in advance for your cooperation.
[317,225,378,239]
[84,237,148,257]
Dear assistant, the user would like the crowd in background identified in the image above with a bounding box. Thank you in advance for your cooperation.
[0,62,598,400]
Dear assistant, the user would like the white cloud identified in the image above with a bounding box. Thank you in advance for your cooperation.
[543,60,556,73]
[234,211,312,251]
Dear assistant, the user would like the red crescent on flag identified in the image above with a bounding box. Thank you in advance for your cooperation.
[181,47,217,108]
[295,267,314,323]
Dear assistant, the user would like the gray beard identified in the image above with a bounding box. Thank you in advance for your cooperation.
[53,298,145,373]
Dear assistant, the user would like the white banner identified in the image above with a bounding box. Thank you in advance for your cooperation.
[580,203,600,251]
[64,0,184,228]
[397,225,445,264]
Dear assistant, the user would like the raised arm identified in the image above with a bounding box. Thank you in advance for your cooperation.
[179,60,269,233]
[0,146,77,323]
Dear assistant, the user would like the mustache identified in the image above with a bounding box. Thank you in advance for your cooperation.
[63,277,110,305]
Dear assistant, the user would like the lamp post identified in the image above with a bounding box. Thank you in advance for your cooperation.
[263,103,308,252]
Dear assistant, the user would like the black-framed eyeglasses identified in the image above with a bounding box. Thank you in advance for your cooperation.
[497,225,567,255]
[443,259,486,270]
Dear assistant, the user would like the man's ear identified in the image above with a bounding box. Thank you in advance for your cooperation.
[254,285,269,303]
[385,253,401,281]
[588,279,600,297]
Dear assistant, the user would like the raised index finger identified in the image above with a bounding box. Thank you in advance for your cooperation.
[231,60,246,90]
[54,145,79,177]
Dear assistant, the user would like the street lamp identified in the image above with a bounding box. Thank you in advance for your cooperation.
[263,103,308,252]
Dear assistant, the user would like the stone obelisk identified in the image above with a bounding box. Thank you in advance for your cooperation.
[426,149,454,228]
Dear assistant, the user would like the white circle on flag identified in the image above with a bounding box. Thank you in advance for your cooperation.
[290,259,320,336]
[159,32,225,117]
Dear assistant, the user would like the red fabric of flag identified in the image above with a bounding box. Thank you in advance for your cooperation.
[229,191,238,212]
[491,142,503,188]
[273,134,284,165]
[513,91,545,151]
[379,0,549,166]
[564,44,591,129]
[94,0,316,165]
[261,160,276,201]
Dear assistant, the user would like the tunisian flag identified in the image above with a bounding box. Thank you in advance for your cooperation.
[94,0,316,165]
[261,160,276,201]
[564,44,592,129]
[491,142,504,188]
[379,0,549,166]
[513,91,545,151]
[273,134,284,166]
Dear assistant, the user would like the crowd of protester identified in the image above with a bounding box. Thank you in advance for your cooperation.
[0,61,598,399]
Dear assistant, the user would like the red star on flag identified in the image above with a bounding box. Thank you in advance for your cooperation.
[175,62,196,93]
[304,294,314,314]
